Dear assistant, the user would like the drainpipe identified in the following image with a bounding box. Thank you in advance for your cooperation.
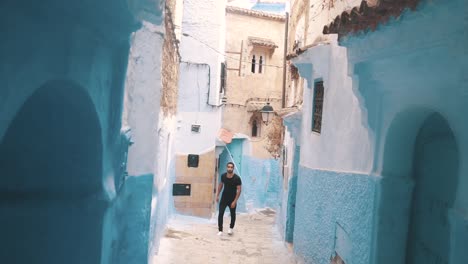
[281,12,289,109]
[281,11,289,183]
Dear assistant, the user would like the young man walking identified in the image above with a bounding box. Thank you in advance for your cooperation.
[216,162,242,236]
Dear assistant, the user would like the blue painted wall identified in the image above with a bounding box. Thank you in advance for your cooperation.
[0,1,163,263]
[293,167,376,264]
[286,0,468,263]
[285,146,300,243]
[341,1,468,263]
[239,155,282,212]
[0,82,105,264]
[148,157,177,258]
[111,175,154,264]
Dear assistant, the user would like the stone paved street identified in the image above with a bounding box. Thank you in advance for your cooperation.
[152,208,298,264]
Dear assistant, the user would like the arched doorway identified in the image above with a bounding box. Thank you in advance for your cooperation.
[375,110,459,264]
[0,80,104,263]
[405,113,458,264]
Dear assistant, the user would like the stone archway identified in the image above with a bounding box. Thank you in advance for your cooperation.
[0,80,105,264]
[375,110,459,264]
[405,113,458,264]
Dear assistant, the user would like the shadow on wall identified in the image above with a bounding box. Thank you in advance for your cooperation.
[0,80,105,264]
[375,110,459,264]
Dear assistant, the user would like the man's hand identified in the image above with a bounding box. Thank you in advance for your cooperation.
[230,201,236,208]
[216,196,219,202]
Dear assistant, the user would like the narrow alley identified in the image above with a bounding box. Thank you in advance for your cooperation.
[1,0,467,264]
[153,209,297,264]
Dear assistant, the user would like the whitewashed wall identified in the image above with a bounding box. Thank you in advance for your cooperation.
[293,36,372,173]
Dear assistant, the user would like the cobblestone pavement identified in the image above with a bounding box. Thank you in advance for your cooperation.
[152,208,298,264]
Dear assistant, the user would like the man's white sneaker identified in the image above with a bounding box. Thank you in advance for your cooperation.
[227,228,233,235]
[217,231,223,236]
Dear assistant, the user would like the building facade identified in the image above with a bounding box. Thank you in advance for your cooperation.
[172,0,227,218]
[224,5,286,159]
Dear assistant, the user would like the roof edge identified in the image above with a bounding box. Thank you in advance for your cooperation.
[226,6,286,21]
[323,0,421,39]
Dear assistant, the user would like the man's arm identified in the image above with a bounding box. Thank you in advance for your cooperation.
[216,181,223,202]
[230,185,242,208]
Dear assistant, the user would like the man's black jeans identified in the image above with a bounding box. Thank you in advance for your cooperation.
[218,200,236,232]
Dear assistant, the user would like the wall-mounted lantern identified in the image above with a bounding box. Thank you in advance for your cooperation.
[259,102,274,126]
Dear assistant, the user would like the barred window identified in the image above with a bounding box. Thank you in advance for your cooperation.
[312,81,324,133]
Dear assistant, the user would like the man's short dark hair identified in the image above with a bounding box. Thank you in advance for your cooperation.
[227,162,235,167]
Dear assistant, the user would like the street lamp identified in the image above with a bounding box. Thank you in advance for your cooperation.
[259,102,274,126]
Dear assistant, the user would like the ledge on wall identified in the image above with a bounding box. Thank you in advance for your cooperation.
[248,36,278,50]
[286,35,333,60]
[226,5,286,21]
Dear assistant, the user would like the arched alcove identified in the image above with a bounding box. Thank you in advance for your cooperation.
[405,113,458,264]
[380,108,434,178]
[249,112,262,138]
[0,80,105,263]
[375,109,459,264]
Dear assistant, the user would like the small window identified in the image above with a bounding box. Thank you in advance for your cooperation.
[187,154,199,167]
[251,55,256,73]
[251,52,266,74]
[259,56,263,73]
[220,62,226,93]
[312,81,324,133]
[191,124,201,133]
[252,120,259,137]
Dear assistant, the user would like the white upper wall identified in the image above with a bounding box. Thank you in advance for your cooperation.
[306,0,362,43]
[173,0,184,40]
[175,111,222,154]
[179,0,226,106]
[175,63,223,154]
[175,0,227,154]
[293,36,373,173]
[122,22,164,177]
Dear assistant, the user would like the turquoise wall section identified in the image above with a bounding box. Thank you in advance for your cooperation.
[240,156,282,212]
[293,167,376,264]
[342,1,468,263]
[0,81,106,264]
[111,175,153,264]
[285,146,300,243]
[0,1,163,263]
[149,157,177,259]
[288,1,468,263]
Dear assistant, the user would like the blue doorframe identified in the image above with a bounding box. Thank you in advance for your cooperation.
[219,139,244,176]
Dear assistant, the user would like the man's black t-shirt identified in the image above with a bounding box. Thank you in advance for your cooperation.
[221,173,242,202]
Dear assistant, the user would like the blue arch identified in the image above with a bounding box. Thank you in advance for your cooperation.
[0,80,105,263]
